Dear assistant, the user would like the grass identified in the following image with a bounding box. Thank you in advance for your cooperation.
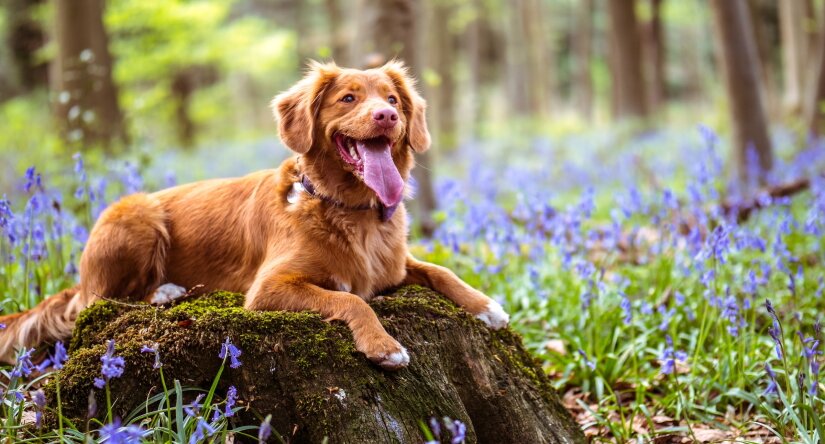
[1,124,824,442]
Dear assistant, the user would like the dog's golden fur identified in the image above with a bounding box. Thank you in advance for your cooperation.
[0,61,508,369]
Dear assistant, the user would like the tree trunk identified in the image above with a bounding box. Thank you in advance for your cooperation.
[354,0,436,236]
[428,0,458,150]
[52,0,125,148]
[607,0,648,120]
[49,287,586,444]
[505,0,551,117]
[779,0,808,115]
[710,0,774,182]
[325,0,350,65]
[643,0,666,111]
[573,0,595,120]
[805,4,825,136]
[4,0,48,93]
[748,0,781,118]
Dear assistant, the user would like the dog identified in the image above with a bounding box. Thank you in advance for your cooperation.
[0,61,509,370]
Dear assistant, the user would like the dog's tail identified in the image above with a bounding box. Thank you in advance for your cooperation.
[0,285,84,364]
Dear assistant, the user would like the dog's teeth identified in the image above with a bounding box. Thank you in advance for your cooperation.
[350,147,359,159]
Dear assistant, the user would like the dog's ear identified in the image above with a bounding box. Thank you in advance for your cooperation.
[381,60,431,153]
[272,61,339,154]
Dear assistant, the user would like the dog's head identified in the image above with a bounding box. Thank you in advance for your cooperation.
[272,60,430,209]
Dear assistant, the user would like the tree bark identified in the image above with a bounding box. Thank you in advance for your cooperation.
[3,0,48,93]
[607,0,648,120]
[505,0,551,117]
[325,0,350,65]
[710,0,774,182]
[805,4,825,136]
[573,0,595,120]
[50,287,586,444]
[748,0,781,118]
[52,0,125,148]
[428,0,458,150]
[779,0,808,115]
[354,0,436,236]
[643,0,666,111]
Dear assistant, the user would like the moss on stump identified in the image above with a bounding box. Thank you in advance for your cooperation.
[52,285,584,443]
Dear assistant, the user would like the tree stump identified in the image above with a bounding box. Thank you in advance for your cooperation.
[52,286,585,443]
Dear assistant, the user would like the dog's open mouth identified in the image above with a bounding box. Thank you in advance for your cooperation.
[334,133,404,208]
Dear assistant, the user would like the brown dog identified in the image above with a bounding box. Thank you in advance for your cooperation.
[0,61,508,369]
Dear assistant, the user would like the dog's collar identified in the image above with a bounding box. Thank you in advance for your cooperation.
[296,175,399,222]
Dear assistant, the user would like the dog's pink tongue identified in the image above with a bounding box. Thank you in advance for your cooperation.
[357,139,404,207]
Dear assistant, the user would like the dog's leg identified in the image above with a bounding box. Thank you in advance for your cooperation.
[403,256,510,329]
[245,275,409,370]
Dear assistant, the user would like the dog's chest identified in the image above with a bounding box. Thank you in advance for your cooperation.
[328,220,407,299]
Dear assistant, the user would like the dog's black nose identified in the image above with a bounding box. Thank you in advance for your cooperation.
[372,108,399,129]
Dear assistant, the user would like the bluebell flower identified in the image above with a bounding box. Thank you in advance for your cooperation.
[659,336,687,375]
[95,340,125,388]
[219,337,242,368]
[640,302,653,316]
[620,293,632,325]
[10,348,35,378]
[429,417,441,438]
[32,389,46,428]
[577,349,596,370]
[140,343,162,369]
[444,418,467,444]
[765,300,784,359]
[658,306,675,331]
[258,414,273,442]
[189,417,216,444]
[99,418,144,444]
[185,394,205,417]
[225,386,238,417]
[764,363,778,396]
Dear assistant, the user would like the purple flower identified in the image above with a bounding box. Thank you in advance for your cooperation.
[10,348,35,379]
[577,348,596,370]
[764,363,778,395]
[659,336,687,375]
[620,293,632,325]
[95,340,125,387]
[258,414,273,442]
[445,418,467,444]
[189,417,216,444]
[219,337,242,368]
[32,389,46,428]
[140,343,162,369]
[429,417,441,438]
[99,418,144,444]
[225,386,238,417]
[185,393,205,417]
[766,300,784,359]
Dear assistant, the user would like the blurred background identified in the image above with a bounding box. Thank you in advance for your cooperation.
[0,0,823,226]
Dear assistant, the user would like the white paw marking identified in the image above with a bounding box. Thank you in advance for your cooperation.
[379,346,410,369]
[476,299,510,330]
[150,283,187,305]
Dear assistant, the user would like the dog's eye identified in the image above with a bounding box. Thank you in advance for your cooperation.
[340,94,355,103]
[388,96,398,105]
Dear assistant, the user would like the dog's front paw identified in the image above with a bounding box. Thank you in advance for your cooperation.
[358,334,410,371]
[476,299,510,330]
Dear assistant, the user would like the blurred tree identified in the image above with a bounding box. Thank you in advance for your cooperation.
[465,0,502,134]
[642,0,666,111]
[52,0,126,148]
[324,0,350,65]
[573,0,594,120]
[607,0,648,120]
[779,0,808,115]
[805,2,825,136]
[710,0,774,181]
[3,0,47,94]
[427,0,457,150]
[506,0,553,116]
[354,0,436,236]
[748,0,781,118]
